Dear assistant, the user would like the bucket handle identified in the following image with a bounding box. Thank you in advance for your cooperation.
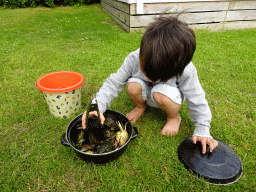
[61,133,71,147]
[130,126,138,140]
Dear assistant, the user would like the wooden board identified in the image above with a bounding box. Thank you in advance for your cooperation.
[101,1,130,31]
[102,0,130,14]
[226,10,256,21]
[130,20,256,32]
[229,1,256,10]
[130,2,229,15]
[129,22,225,32]
[102,1,130,26]
[224,20,256,30]
[190,22,224,31]
[130,11,227,28]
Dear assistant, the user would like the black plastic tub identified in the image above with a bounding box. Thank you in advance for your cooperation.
[61,110,138,164]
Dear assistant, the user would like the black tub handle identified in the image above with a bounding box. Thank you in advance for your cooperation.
[61,133,70,147]
[130,126,138,140]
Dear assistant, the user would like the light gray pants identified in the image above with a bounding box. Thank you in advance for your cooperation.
[127,78,185,108]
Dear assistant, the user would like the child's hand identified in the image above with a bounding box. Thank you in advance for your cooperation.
[82,111,105,129]
[192,136,218,154]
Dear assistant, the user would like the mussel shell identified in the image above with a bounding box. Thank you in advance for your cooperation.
[96,139,115,154]
[104,113,118,128]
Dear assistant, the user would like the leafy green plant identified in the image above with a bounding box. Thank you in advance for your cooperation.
[2,0,26,8]
[1,0,99,8]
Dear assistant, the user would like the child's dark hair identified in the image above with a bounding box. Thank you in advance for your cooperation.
[140,16,196,82]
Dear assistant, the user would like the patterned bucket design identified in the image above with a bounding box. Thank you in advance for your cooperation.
[36,71,84,119]
[43,87,81,119]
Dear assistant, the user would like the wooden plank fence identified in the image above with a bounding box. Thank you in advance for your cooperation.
[101,0,256,32]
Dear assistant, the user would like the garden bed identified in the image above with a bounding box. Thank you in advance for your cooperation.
[101,0,256,32]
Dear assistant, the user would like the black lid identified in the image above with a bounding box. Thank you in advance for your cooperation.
[178,137,243,185]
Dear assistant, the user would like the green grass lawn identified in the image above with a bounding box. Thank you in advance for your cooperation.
[0,4,255,191]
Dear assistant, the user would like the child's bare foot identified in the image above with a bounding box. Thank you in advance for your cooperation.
[126,106,146,123]
[160,115,181,136]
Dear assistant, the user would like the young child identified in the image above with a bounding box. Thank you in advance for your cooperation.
[82,16,218,154]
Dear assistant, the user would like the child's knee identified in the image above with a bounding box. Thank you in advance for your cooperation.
[153,92,168,105]
[151,84,184,106]
[153,92,181,109]
[127,82,142,95]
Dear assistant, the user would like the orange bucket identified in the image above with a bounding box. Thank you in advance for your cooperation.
[36,71,85,119]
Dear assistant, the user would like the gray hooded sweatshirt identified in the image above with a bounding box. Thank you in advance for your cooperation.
[95,49,212,138]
